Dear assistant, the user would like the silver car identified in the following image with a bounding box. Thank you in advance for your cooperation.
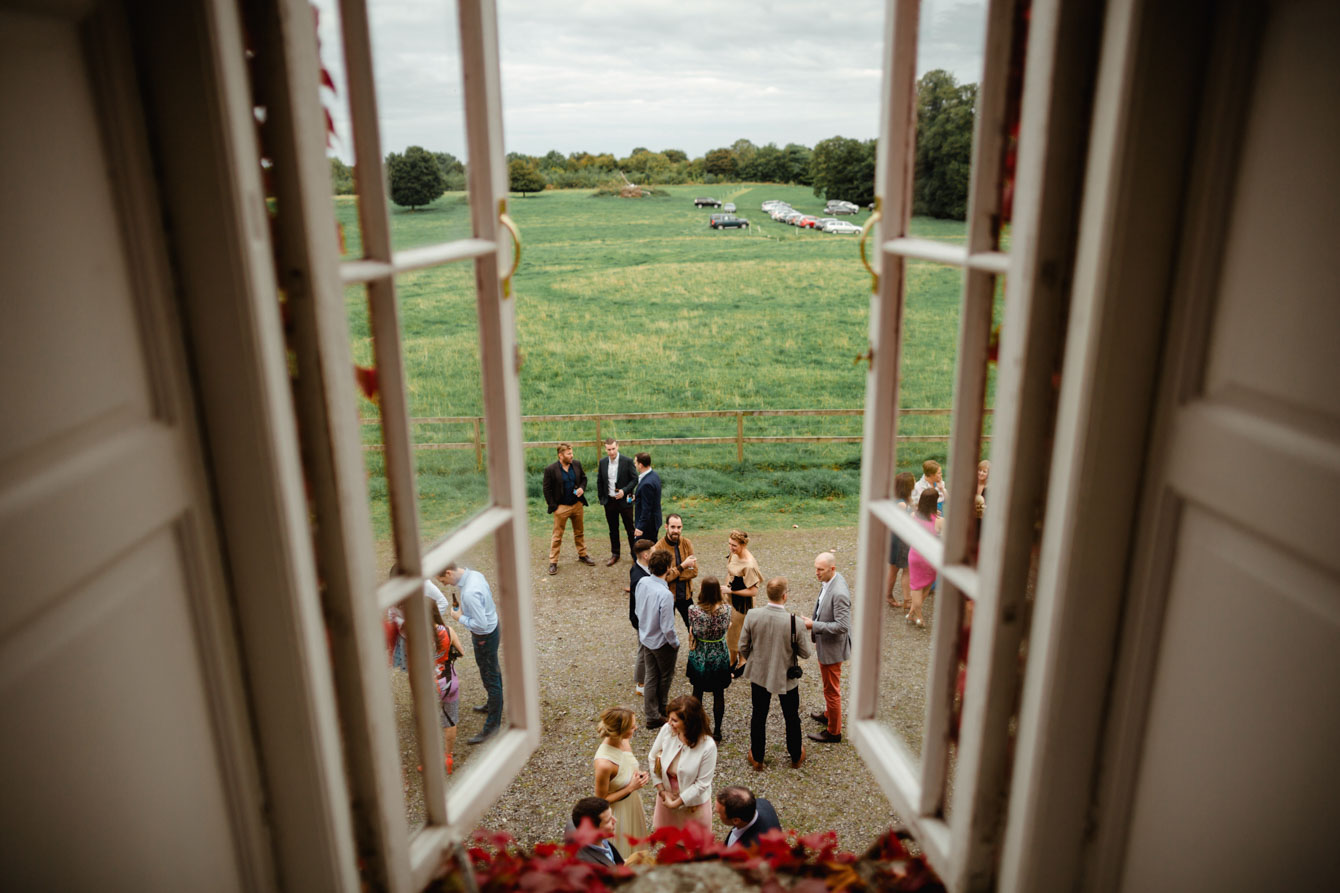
[822,220,863,234]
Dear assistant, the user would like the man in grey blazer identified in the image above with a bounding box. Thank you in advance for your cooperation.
[739,577,812,769]
[803,552,851,743]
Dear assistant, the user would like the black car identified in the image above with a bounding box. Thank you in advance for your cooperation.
[709,214,750,229]
[694,197,723,207]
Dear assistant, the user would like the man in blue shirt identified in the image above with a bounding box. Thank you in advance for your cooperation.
[438,562,503,744]
[635,549,678,728]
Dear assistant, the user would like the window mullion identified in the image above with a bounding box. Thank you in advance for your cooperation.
[947,0,1090,886]
[338,0,423,574]
[850,0,924,840]
[402,593,449,827]
[255,1,409,889]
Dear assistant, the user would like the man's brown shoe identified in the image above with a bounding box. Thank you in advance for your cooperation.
[809,711,828,724]
[790,747,807,769]
[807,729,842,744]
[547,563,558,575]
[578,555,597,567]
[746,752,765,772]
[605,555,620,567]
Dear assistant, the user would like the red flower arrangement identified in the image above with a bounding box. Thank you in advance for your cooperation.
[448,822,943,892]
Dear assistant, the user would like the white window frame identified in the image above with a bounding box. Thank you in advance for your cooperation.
[849,0,1101,888]
[253,0,535,889]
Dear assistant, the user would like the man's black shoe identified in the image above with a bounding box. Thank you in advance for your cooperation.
[472,704,489,714]
[809,711,828,724]
[807,729,842,744]
[467,729,497,745]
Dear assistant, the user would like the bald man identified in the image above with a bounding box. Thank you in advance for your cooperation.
[803,551,851,742]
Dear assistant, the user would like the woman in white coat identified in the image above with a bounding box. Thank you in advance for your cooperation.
[648,695,717,831]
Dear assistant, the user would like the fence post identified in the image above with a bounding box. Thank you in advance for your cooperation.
[472,418,482,471]
[736,412,744,464]
[595,418,602,456]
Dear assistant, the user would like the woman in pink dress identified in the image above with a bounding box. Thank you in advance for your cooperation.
[648,695,717,831]
[905,488,943,628]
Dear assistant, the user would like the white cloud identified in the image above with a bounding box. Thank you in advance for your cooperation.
[313,0,985,162]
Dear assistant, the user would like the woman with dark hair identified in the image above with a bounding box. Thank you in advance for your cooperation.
[686,577,733,741]
[904,487,943,628]
[885,472,916,608]
[648,695,717,831]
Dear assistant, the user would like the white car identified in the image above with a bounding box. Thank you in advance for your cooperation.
[822,220,863,234]
[761,200,788,210]
[826,200,861,215]
[723,202,736,213]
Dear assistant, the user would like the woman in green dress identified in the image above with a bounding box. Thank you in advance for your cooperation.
[592,706,650,857]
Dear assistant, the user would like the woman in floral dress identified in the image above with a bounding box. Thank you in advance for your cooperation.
[686,577,733,741]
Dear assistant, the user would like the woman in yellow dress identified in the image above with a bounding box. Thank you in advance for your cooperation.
[592,706,650,857]
[725,530,764,675]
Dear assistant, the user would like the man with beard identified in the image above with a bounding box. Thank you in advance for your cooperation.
[655,514,698,629]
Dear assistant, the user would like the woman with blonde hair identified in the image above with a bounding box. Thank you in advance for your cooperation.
[724,530,764,675]
[592,706,649,857]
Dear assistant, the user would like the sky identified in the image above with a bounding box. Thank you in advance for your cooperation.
[314,0,987,164]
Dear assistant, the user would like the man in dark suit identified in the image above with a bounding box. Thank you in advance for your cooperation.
[596,438,638,566]
[565,797,624,866]
[632,452,662,542]
[804,551,852,743]
[715,786,782,848]
[541,442,596,575]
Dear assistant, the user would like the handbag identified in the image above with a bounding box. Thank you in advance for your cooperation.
[786,614,804,679]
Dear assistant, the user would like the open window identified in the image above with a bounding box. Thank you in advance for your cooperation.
[848,0,1100,886]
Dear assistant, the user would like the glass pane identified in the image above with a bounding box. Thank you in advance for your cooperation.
[913,0,989,222]
[434,535,511,797]
[876,512,932,767]
[384,581,440,836]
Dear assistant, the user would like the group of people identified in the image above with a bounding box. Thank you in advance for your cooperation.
[386,438,985,848]
[570,701,785,865]
[383,561,505,774]
[885,458,989,627]
[541,439,662,576]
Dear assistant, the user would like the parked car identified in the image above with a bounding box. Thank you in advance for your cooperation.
[723,202,736,213]
[709,214,750,229]
[694,197,723,207]
[794,215,820,229]
[814,217,841,230]
[761,200,787,210]
[778,209,803,223]
[822,220,863,234]
[826,200,860,214]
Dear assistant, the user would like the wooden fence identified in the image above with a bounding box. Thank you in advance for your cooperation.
[361,408,990,469]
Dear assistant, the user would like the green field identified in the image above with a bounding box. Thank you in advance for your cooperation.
[333,184,998,547]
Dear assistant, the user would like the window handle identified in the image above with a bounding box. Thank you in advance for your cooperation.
[858,197,882,293]
[498,198,521,297]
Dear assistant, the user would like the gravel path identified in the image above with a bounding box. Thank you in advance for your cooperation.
[388,524,944,853]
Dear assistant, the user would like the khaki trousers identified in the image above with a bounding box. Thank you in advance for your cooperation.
[548,502,588,562]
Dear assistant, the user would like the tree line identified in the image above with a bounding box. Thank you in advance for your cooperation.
[331,71,977,220]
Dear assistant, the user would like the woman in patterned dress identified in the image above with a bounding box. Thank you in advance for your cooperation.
[687,577,733,741]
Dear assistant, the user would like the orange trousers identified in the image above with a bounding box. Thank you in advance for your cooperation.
[819,661,843,735]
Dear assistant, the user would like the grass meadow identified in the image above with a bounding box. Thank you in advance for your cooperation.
[333,183,1000,547]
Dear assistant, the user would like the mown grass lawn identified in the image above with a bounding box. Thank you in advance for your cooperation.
[333,184,998,546]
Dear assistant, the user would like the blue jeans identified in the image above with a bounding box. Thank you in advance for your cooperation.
[472,626,503,733]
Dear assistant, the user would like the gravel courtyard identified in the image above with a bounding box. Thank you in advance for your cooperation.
[387,524,946,852]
